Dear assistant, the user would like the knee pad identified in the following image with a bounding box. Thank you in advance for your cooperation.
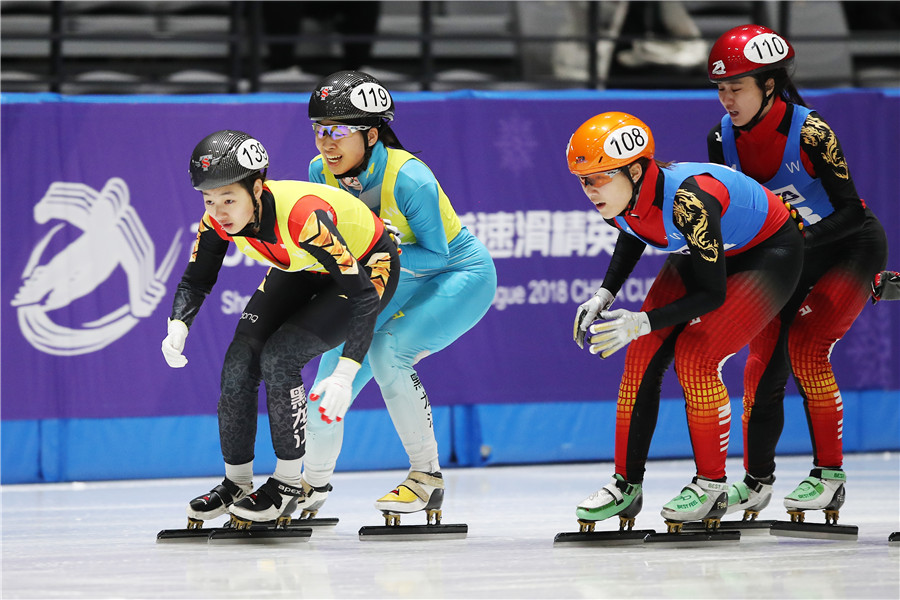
[220,334,264,398]
[259,324,330,386]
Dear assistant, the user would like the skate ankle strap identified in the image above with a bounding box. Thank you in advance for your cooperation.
[301,480,333,494]
[691,478,729,494]
[215,478,249,503]
[811,468,846,482]
[258,477,304,507]
[400,472,444,501]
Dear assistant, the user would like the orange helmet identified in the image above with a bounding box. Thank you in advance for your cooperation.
[567,112,655,176]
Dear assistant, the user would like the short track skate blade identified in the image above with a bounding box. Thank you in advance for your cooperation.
[888,532,900,544]
[207,527,313,544]
[358,523,467,541]
[769,521,858,541]
[156,528,219,542]
[682,519,776,535]
[553,530,655,546]
[258,517,339,528]
[294,517,339,527]
[644,530,741,546]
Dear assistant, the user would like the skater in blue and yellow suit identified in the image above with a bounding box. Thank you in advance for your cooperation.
[299,71,497,522]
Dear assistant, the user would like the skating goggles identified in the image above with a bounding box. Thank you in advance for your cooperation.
[578,169,622,188]
[312,123,372,140]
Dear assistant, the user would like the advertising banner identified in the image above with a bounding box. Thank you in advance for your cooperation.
[2,89,897,425]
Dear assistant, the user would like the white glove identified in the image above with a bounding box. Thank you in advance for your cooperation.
[309,357,361,423]
[574,288,615,349]
[161,319,189,368]
[588,309,651,358]
[382,218,403,248]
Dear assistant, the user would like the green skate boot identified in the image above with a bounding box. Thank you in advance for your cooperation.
[770,468,857,539]
[575,474,643,532]
[660,476,729,533]
[783,468,846,525]
[725,473,775,521]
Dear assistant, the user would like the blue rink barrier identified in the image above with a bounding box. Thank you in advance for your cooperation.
[3,391,897,484]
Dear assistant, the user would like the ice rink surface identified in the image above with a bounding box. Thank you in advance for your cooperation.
[2,452,898,599]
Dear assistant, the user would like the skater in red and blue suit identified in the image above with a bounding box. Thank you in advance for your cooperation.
[707,25,889,524]
[568,112,805,531]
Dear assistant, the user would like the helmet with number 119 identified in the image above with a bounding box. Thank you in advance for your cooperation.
[309,70,395,126]
[708,24,795,83]
[566,112,655,176]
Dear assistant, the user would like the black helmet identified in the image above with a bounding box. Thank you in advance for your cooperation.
[189,130,269,191]
[309,70,394,126]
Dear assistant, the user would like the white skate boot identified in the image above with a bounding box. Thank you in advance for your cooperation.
[575,474,643,532]
[186,478,252,529]
[660,476,729,532]
[725,473,775,521]
[783,468,846,525]
[374,471,444,525]
[294,480,333,520]
[228,477,305,529]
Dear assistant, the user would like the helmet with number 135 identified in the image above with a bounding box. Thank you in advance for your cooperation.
[567,112,655,177]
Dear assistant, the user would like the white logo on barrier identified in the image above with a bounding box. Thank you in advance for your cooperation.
[11,178,183,355]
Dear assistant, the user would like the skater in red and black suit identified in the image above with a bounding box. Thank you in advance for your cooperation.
[707,25,889,524]
[568,112,805,532]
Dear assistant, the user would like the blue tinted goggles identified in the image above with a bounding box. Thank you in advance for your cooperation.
[312,123,372,140]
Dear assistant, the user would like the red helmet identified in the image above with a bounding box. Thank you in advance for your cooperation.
[708,24,795,82]
[567,112,655,176]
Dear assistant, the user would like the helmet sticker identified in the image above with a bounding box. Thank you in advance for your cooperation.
[236,138,268,170]
[711,60,726,76]
[350,81,392,113]
[603,126,650,161]
[743,32,790,65]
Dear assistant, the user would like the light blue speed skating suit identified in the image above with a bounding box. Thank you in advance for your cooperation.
[304,140,497,485]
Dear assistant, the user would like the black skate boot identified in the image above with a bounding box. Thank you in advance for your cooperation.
[228,478,305,529]
[186,478,251,529]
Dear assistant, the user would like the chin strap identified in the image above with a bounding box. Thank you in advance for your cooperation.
[735,90,775,132]
[335,138,375,179]
[621,162,651,217]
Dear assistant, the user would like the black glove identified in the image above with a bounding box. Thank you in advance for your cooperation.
[872,270,900,304]
[783,200,805,235]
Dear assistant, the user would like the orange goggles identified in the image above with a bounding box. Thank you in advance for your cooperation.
[578,169,621,188]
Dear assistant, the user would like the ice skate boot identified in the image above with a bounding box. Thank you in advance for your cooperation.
[359,471,467,540]
[770,468,857,540]
[660,476,729,531]
[645,476,739,545]
[374,471,444,525]
[292,480,339,527]
[228,477,304,529]
[185,478,251,529]
[682,473,777,534]
[576,474,643,531]
[726,473,774,520]
[157,478,255,542]
[555,474,655,546]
